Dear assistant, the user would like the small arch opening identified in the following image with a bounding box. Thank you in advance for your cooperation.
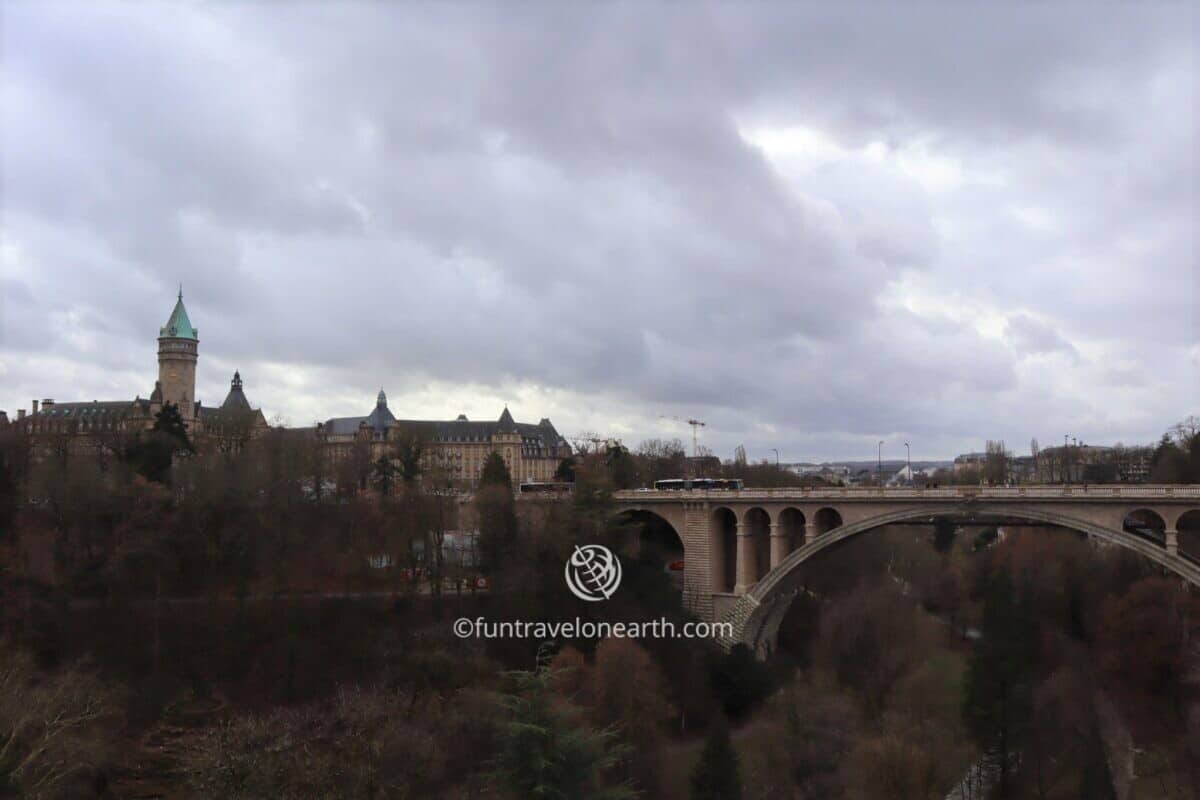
[744,507,772,583]
[813,507,843,536]
[712,507,738,593]
[1177,509,1200,561]
[779,507,806,551]
[1122,508,1167,545]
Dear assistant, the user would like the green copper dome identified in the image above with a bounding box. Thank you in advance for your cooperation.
[160,290,198,340]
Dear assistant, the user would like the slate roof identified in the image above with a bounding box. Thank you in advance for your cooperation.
[29,394,255,424]
[43,398,209,419]
[30,400,141,419]
[320,400,568,453]
[221,371,252,411]
[322,416,372,436]
[365,389,396,430]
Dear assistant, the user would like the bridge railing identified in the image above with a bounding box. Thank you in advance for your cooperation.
[614,484,1200,500]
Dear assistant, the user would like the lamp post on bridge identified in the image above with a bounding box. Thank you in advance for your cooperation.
[771,448,779,467]
[1064,434,1070,485]
[904,442,911,487]
[877,440,884,486]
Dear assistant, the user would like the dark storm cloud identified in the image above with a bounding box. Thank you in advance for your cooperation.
[1,2,1195,459]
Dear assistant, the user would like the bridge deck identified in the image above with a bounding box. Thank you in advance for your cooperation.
[614,485,1200,501]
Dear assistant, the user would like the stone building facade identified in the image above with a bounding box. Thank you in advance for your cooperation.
[5,291,267,455]
[316,390,572,486]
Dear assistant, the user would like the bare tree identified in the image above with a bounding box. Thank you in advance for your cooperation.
[206,407,261,455]
[571,431,612,455]
[1173,416,1200,443]
[983,440,1011,485]
[0,651,116,797]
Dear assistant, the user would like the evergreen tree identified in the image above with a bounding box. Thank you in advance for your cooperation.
[0,438,19,541]
[492,667,633,800]
[480,451,513,490]
[372,455,396,495]
[134,402,194,483]
[476,452,517,577]
[152,402,193,452]
[390,430,424,486]
[963,570,1036,796]
[1149,419,1200,482]
[932,518,956,554]
[690,717,741,800]
[710,644,774,721]
[554,455,577,482]
[605,444,638,490]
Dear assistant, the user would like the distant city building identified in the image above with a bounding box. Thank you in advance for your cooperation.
[953,452,987,472]
[784,463,850,482]
[1034,443,1152,484]
[314,390,571,486]
[887,464,930,486]
[1115,450,1153,482]
[1009,455,1037,482]
[7,291,268,456]
[849,468,874,484]
[686,454,722,477]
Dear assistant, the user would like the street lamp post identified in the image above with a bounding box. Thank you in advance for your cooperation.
[771,448,779,467]
[877,440,884,486]
[1064,434,1070,484]
[904,442,911,486]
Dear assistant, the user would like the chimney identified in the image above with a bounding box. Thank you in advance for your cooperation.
[17,409,25,421]
[31,400,38,414]
[42,399,54,409]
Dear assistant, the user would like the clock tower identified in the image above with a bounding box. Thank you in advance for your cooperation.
[157,288,199,423]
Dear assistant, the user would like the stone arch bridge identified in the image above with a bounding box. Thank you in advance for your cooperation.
[611,485,1200,653]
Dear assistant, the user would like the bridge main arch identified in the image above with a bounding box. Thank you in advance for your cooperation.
[722,503,1200,656]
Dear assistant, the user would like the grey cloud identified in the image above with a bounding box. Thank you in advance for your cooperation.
[1005,313,1078,358]
[1,2,1195,459]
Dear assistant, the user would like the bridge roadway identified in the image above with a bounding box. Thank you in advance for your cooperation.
[610,485,1200,652]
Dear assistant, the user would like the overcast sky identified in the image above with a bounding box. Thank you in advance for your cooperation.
[1,2,1196,462]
